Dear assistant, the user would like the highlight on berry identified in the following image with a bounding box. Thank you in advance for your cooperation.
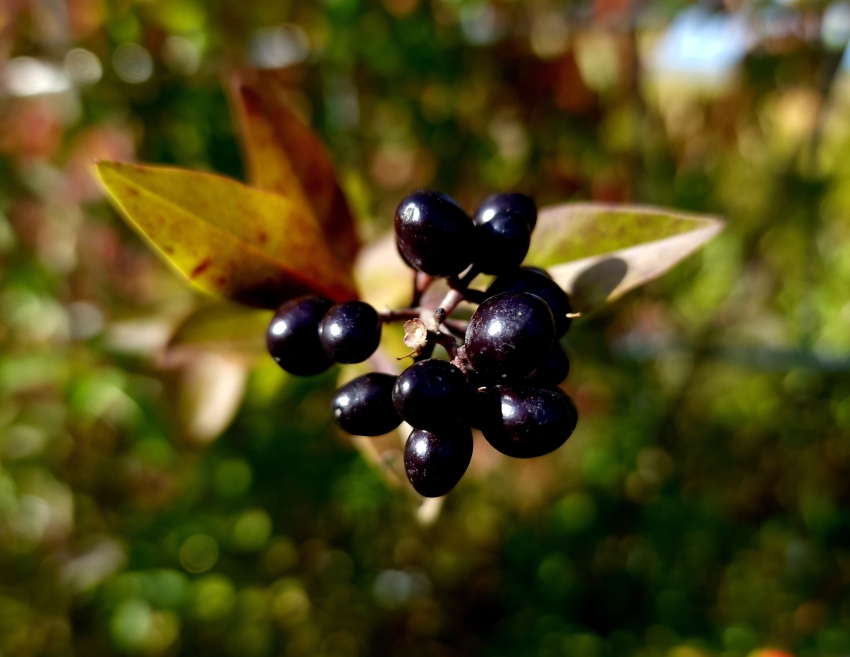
[266,191,578,498]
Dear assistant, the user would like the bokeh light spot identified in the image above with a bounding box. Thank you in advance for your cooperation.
[179,534,218,573]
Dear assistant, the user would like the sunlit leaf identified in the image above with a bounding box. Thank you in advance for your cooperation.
[354,233,411,312]
[525,203,724,311]
[176,352,248,444]
[228,69,360,269]
[97,161,358,308]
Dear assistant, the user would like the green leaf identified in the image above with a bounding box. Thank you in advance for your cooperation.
[97,161,358,309]
[525,203,724,311]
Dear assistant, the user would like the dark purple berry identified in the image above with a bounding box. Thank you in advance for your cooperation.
[394,190,475,277]
[473,210,531,275]
[527,342,570,386]
[319,301,382,364]
[332,373,401,436]
[392,359,470,431]
[465,292,555,377]
[475,384,577,458]
[267,296,334,376]
[487,267,573,337]
[404,426,473,497]
[523,266,552,279]
[473,193,537,231]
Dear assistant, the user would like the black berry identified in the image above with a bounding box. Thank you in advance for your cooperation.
[487,267,573,337]
[395,190,475,277]
[523,266,551,279]
[319,301,382,364]
[332,373,402,436]
[473,210,531,275]
[465,291,555,377]
[392,359,470,431]
[404,426,473,497]
[473,193,537,231]
[267,296,334,376]
[527,342,570,386]
[475,384,577,458]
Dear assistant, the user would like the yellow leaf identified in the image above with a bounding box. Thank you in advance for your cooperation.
[228,69,360,269]
[97,161,358,308]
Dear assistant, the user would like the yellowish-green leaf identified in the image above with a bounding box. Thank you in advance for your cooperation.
[525,203,724,311]
[97,161,358,308]
[168,302,272,359]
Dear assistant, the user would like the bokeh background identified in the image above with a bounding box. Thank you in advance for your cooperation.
[3,0,850,655]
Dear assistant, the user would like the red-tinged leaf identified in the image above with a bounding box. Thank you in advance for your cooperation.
[228,69,360,269]
[97,161,358,309]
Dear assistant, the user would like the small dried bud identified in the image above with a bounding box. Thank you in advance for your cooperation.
[450,344,470,373]
[433,308,446,325]
[403,318,429,351]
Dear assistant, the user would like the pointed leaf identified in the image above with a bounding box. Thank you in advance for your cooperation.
[228,69,360,269]
[97,161,358,308]
[176,352,248,444]
[525,203,724,312]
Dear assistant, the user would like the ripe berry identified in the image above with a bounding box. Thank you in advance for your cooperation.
[267,296,334,376]
[473,210,531,275]
[319,301,382,364]
[523,266,551,279]
[395,190,475,277]
[475,384,577,458]
[465,291,555,377]
[487,267,573,337]
[404,426,473,497]
[473,193,537,231]
[392,359,470,431]
[332,373,402,436]
[527,342,570,386]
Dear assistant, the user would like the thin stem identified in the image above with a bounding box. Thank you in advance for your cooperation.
[380,307,423,323]
[446,275,485,304]
[411,271,433,307]
[458,265,480,288]
[429,330,460,359]
[441,319,468,338]
[435,288,466,318]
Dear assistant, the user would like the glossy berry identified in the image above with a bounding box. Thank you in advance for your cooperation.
[487,267,573,337]
[473,210,531,275]
[319,301,382,364]
[473,193,537,231]
[404,426,473,497]
[465,292,555,377]
[475,384,577,458]
[527,342,570,386]
[267,296,334,376]
[332,373,402,436]
[395,190,475,277]
[392,359,470,431]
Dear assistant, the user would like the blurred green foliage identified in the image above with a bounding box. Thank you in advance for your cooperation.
[2,0,850,656]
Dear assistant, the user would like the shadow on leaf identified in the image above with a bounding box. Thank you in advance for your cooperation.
[570,257,628,312]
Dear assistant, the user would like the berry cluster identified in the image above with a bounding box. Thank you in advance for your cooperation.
[266,191,578,498]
